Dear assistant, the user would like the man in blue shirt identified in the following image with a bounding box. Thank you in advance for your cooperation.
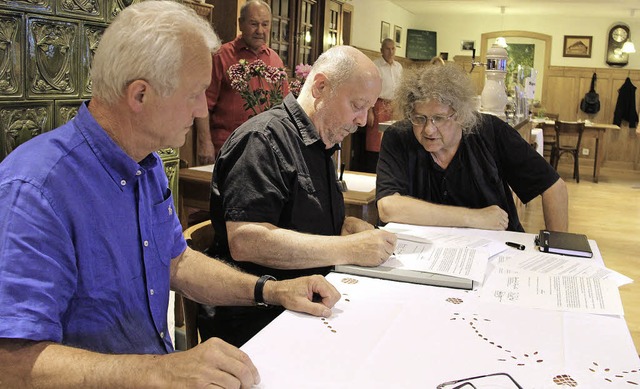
[0,2,340,387]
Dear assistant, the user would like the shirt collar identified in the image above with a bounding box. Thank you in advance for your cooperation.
[74,102,159,191]
[283,94,322,146]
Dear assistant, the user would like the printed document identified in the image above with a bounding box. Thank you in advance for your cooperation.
[480,272,624,315]
[384,243,489,282]
[492,251,633,287]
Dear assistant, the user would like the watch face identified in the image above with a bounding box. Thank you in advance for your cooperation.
[612,27,628,43]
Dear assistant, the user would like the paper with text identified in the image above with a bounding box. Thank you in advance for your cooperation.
[480,272,624,315]
[385,244,489,282]
[381,223,507,257]
[492,251,633,287]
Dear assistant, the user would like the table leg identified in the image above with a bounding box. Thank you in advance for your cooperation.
[593,129,605,183]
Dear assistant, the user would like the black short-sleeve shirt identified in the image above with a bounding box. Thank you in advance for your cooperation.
[210,94,343,280]
[376,114,560,232]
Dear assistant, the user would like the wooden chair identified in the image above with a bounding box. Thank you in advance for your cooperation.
[542,112,559,162]
[179,219,215,349]
[551,120,585,183]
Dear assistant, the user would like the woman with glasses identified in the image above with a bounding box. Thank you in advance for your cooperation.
[376,63,568,232]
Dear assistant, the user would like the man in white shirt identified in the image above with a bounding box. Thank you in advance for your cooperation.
[365,38,403,172]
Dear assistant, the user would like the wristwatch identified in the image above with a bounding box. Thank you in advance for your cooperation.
[254,275,276,308]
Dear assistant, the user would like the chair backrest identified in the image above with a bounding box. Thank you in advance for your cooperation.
[184,220,214,252]
[554,120,585,149]
[180,219,214,349]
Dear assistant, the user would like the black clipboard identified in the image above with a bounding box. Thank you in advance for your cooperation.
[535,230,593,258]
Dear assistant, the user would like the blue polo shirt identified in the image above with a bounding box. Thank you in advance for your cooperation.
[0,102,186,354]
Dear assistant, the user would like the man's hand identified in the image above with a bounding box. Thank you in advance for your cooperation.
[161,338,259,388]
[197,139,215,165]
[345,229,397,267]
[468,205,509,230]
[264,275,341,318]
[341,216,375,235]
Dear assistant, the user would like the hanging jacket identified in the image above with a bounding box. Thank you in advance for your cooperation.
[613,77,639,128]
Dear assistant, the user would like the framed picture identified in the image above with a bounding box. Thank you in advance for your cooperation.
[563,35,592,58]
[394,25,402,47]
[380,21,390,43]
[461,40,475,51]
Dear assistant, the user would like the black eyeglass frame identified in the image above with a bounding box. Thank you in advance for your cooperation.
[436,372,524,389]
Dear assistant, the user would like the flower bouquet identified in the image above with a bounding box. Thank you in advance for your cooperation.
[289,63,312,98]
[227,59,288,117]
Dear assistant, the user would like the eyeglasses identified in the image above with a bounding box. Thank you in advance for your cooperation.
[437,372,523,389]
[436,373,522,389]
[409,111,456,129]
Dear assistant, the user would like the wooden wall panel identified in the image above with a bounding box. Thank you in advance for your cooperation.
[542,67,640,169]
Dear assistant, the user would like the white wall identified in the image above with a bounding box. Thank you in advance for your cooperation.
[349,0,416,57]
[350,0,640,69]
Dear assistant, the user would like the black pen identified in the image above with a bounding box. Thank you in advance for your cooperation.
[505,241,525,250]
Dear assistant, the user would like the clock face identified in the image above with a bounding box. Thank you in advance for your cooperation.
[612,27,628,43]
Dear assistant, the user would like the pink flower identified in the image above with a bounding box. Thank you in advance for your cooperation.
[290,63,311,98]
[295,63,312,79]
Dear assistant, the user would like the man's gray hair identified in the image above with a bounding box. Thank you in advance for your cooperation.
[91,1,220,104]
[302,46,358,95]
[239,0,272,22]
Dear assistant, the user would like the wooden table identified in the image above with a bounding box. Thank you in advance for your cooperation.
[532,119,620,183]
[178,166,378,228]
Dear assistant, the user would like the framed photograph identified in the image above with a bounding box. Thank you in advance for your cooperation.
[563,35,592,58]
[380,21,390,43]
[394,25,402,47]
[461,40,475,51]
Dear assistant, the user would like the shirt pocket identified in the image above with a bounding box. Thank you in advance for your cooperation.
[150,189,178,266]
[297,172,316,194]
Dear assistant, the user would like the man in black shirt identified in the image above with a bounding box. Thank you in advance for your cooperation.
[205,45,397,346]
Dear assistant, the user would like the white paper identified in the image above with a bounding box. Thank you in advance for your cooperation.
[493,251,633,287]
[480,272,625,315]
[382,224,507,257]
[385,244,489,282]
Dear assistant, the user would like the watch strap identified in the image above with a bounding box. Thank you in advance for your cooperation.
[254,275,276,308]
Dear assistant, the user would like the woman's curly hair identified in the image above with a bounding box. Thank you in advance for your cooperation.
[394,63,479,133]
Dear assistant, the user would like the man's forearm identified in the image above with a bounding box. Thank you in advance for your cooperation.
[378,194,469,227]
[541,178,569,232]
[227,222,350,269]
[0,339,166,389]
[170,247,256,307]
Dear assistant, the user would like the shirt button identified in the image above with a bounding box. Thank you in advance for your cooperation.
[136,170,142,176]
[120,179,126,186]
[168,207,173,215]
[443,190,448,196]
[160,331,165,338]
[144,240,149,247]
[150,289,155,295]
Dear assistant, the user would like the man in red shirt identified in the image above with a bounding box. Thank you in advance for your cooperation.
[196,0,289,164]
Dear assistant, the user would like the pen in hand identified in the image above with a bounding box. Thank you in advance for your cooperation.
[505,241,525,250]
